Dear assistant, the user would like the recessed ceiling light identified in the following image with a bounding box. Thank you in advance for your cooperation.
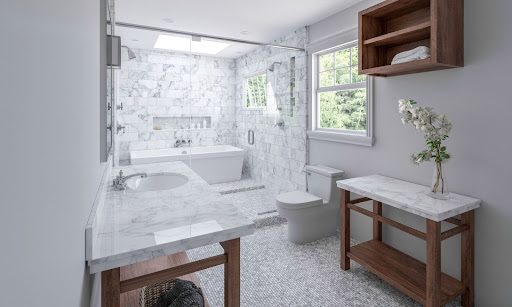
[163,18,174,24]
[153,34,230,55]
[240,30,250,35]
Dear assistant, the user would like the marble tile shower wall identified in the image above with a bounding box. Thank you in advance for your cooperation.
[117,49,237,162]
[235,28,308,191]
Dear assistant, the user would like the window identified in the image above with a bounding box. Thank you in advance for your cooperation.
[245,73,267,109]
[310,41,373,146]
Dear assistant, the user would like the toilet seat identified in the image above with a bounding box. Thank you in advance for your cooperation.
[276,191,323,210]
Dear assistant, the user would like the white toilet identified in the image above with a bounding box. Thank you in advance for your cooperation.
[276,165,344,243]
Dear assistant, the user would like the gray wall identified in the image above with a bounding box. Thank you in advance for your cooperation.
[0,1,105,306]
[308,0,512,305]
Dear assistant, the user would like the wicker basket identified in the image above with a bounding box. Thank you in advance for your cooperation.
[139,279,177,307]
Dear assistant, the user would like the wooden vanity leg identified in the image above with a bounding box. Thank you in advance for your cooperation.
[101,268,120,307]
[340,189,350,270]
[220,238,240,307]
[373,200,382,241]
[426,219,441,307]
[461,211,475,307]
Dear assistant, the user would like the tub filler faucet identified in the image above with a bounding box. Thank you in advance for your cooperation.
[113,170,147,191]
[175,139,192,147]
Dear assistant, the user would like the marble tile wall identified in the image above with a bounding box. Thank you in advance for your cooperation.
[235,28,308,191]
[117,28,308,191]
[117,49,237,162]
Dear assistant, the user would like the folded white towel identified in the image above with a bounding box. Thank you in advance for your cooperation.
[391,46,430,65]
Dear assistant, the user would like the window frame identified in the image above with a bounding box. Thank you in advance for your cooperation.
[309,40,374,147]
[244,71,268,110]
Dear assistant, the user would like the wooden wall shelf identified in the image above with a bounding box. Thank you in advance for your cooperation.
[363,21,431,47]
[358,0,464,77]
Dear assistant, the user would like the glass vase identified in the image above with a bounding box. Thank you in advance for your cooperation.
[429,161,449,200]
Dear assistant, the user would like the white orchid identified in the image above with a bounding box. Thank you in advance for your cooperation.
[399,99,452,195]
[398,99,452,145]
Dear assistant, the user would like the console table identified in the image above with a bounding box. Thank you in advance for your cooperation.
[337,175,481,307]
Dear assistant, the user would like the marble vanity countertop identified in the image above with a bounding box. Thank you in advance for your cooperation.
[86,162,254,274]
[337,174,481,222]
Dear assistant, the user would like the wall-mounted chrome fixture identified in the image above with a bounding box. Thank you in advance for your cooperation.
[290,57,296,117]
[248,130,255,145]
[275,119,285,129]
[274,107,285,129]
[268,62,282,72]
[116,124,126,134]
[122,45,136,60]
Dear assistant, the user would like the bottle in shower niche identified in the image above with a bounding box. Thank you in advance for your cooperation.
[202,119,207,129]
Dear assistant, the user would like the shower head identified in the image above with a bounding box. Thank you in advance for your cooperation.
[268,61,282,72]
[122,45,136,60]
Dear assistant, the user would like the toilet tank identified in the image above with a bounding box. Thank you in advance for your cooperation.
[305,165,344,202]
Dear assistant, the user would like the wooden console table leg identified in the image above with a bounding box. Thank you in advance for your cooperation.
[373,200,382,241]
[220,238,240,307]
[426,219,441,307]
[461,211,475,307]
[340,189,350,270]
[101,268,120,307]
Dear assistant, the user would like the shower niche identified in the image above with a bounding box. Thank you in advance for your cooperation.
[153,116,212,130]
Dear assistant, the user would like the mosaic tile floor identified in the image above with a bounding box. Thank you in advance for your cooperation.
[210,179,282,222]
[188,184,461,307]
[188,223,461,307]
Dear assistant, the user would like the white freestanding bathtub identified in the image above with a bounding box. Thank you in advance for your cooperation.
[130,145,244,184]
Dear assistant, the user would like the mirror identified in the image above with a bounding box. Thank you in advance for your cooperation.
[100,0,114,162]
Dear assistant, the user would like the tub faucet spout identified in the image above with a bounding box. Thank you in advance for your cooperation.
[175,139,192,147]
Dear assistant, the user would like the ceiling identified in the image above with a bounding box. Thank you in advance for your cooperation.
[115,0,363,58]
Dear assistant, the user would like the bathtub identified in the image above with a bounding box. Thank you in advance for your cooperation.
[130,145,244,184]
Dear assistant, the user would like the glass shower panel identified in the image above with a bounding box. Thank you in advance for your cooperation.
[185,38,240,186]
[234,33,307,191]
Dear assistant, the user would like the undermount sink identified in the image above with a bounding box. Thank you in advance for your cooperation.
[126,172,188,192]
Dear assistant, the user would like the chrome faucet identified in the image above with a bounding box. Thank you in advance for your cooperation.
[175,139,192,147]
[113,170,147,191]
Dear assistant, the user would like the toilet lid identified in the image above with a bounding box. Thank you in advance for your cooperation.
[276,191,323,210]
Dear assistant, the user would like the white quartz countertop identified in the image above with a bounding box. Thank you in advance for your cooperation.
[337,174,481,222]
[86,162,254,274]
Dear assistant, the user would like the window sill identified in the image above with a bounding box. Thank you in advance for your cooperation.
[307,130,374,147]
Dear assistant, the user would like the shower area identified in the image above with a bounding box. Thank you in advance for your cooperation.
[113,24,309,192]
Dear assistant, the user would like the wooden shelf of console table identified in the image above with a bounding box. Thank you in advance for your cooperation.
[337,175,481,307]
[349,240,463,305]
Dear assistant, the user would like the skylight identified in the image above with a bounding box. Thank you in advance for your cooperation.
[153,34,230,55]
